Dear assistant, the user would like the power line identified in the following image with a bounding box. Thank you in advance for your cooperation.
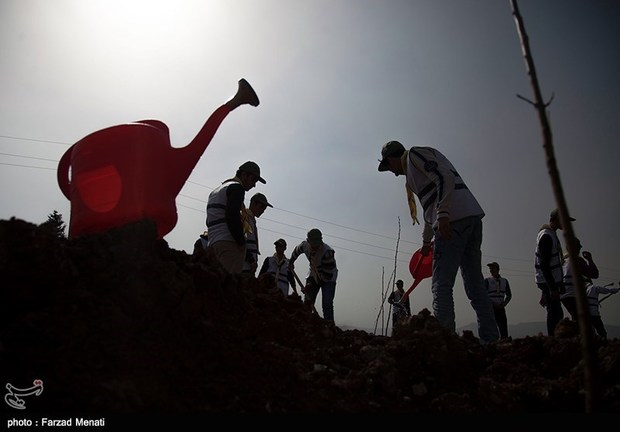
[0,134,70,146]
[2,136,619,278]
[0,151,59,162]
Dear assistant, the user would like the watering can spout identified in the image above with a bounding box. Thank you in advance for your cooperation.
[227,78,260,110]
[57,78,260,239]
[170,78,261,195]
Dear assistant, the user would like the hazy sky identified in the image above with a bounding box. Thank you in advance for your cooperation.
[1,0,619,335]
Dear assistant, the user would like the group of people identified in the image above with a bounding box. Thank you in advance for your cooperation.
[378,140,616,343]
[536,210,618,338]
[191,79,614,340]
[193,157,339,323]
[186,79,339,324]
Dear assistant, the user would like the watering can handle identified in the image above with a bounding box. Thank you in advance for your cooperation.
[57,145,74,199]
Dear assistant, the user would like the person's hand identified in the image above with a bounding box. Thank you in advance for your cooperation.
[421,244,432,256]
[557,283,565,295]
[438,217,452,240]
[539,293,547,308]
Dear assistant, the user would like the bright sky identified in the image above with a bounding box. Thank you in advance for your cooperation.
[2,0,619,335]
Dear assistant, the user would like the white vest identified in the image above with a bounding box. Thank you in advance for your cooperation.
[485,277,508,304]
[264,255,292,295]
[206,180,239,245]
[290,242,338,283]
[535,228,563,285]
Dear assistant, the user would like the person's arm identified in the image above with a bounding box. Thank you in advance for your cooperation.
[582,251,599,280]
[288,243,304,269]
[288,270,296,290]
[597,286,620,295]
[504,279,512,306]
[225,184,246,245]
[258,257,269,275]
[539,234,556,289]
[422,223,434,251]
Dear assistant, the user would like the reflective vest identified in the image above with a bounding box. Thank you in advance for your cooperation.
[264,255,292,295]
[290,241,338,283]
[535,228,563,285]
[485,277,509,304]
[206,180,239,245]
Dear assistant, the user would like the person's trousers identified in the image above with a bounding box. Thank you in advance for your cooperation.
[209,240,245,275]
[305,280,336,322]
[591,315,607,338]
[431,216,499,344]
[493,306,509,339]
[539,285,564,336]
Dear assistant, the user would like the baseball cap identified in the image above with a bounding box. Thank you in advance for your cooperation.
[250,192,273,208]
[274,238,287,248]
[238,161,266,184]
[378,140,406,172]
[396,279,404,286]
[550,208,575,222]
[307,228,323,245]
[487,262,500,269]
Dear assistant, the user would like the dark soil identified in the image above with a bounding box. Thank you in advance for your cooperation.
[1,218,619,415]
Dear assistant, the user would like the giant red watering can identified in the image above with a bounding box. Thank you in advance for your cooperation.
[57,78,259,239]
[401,243,433,302]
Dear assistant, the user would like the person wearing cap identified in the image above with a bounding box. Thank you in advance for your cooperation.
[258,238,297,296]
[387,280,411,330]
[535,208,575,335]
[289,228,338,323]
[561,237,599,321]
[206,161,266,275]
[377,140,498,344]
[585,281,619,339]
[484,262,512,339]
[241,192,273,276]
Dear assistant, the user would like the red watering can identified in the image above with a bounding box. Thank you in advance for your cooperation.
[57,79,259,239]
[402,243,433,302]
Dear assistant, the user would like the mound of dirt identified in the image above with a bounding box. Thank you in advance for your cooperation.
[1,217,619,414]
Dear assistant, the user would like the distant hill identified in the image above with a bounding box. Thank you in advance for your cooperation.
[458,321,620,340]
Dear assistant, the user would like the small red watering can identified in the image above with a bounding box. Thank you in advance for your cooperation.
[57,79,259,239]
[401,243,433,302]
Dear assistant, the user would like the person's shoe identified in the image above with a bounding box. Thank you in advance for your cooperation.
[226,78,260,110]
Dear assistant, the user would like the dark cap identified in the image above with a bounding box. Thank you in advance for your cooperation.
[487,262,500,269]
[396,279,404,286]
[250,192,272,208]
[550,208,575,222]
[307,228,323,245]
[378,140,406,172]
[238,161,266,184]
[274,238,287,249]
